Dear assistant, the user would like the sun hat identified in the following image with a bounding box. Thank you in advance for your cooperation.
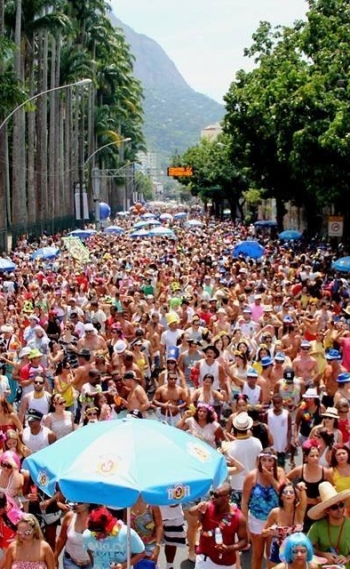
[263,305,273,312]
[308,481,350,520]
[27,408,44,423]
[302,387,319,399]
[233,412,253,431]
[202,344,220,359]
[114,340,128,355]
[337,372,350,384]
[0,325,14,334]
[325,349,342,361]
[242,307,252,314]
[261,356,273,367]
[28,348,42,359]
[28,314,39,322]
[19,347,31,359]
[246,367,259,377]
[321,407,339,420]
[0,450,20,469]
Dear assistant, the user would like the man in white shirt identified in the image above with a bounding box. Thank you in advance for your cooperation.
[224,412,262,507]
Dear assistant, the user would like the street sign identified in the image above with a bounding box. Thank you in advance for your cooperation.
[167,166,193,177]
[328,215,344,237]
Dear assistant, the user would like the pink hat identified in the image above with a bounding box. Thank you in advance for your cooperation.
[1,450,21,469]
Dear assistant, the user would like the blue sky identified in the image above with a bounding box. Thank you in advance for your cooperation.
[110,0,308,103]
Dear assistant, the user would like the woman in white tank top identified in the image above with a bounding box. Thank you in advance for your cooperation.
[55,503,92,568]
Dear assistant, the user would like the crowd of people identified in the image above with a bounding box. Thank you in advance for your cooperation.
[0,210,348,569]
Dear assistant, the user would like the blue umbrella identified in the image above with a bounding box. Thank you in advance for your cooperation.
[278,230,302,241]
[68,229,97,240]
[0,259,16,272]
[133,220,161,229]
[30,246,60,260]
[104,226,125,235]
[232,240,265,259]
[254,220,277,227]
[149,227,176,239]
[159,213,173,222]
[184,219,204,228]
[332,257,350,273]
[173,212,187,220]
[141,213,157,220]
[130,229,151,238]
[23,419,227,507]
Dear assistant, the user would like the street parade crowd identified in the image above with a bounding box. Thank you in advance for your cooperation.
[0,209,348,569]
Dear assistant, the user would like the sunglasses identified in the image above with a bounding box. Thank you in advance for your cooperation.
[282,489,295,496]
[210,491,230,499]
[17,529,34,537]
[1,463,13,469]
[330,502,345,510]
[86,412,98,417]
[34,381,44,385]
[55,401,65,405]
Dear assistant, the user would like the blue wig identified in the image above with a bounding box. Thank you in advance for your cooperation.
[280,533,314,563]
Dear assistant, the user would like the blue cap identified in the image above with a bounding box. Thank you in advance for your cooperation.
[301,340,311,349]
[261,356,273,367]
[283,316,293,324]
[337,372,350,383]
[325,349,342,361]
[247,367,259,377]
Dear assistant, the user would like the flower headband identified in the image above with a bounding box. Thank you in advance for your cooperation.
[302,438,320,451]
[197,403,214,413]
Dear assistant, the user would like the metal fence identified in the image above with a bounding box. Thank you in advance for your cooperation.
[2,215,77,252]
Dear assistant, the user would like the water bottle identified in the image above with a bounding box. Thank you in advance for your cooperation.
[215,527,223,546]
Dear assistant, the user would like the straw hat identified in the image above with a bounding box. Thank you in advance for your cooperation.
[308,482,350,520]
[321,407,339,420]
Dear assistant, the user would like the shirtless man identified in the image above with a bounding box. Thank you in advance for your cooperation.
[281,318,302,360]
[119,371,150,416]
[76,324,108,355]
[153,373,189,426]
[113,310,135,342]
[321,349,348,406]
[72,349,94,392]
[120,351,144,387]
[292,340,318,387]
[270,352,287,388]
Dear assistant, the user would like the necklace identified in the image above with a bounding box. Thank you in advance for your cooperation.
[327,517,345,554]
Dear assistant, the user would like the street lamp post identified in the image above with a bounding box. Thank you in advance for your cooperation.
[0,78,92,132]
[83,138,132,230]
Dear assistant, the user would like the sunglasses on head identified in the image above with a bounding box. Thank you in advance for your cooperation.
[330,502,345,510]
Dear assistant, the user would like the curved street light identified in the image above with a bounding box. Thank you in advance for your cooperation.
[87,138,132,231]
[84,137,132,166]
[0,78,92,132]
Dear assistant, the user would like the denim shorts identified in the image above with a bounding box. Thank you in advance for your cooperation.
[63,552,92,569]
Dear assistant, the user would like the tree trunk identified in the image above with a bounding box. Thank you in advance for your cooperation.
[12,0,27,229]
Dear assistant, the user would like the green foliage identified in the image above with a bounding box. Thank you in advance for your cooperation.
[222,0,350,232]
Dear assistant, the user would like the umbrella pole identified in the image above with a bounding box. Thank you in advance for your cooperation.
[127,506,131,569]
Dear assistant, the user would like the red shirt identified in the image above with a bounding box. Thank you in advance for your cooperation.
[197,501,241,565]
